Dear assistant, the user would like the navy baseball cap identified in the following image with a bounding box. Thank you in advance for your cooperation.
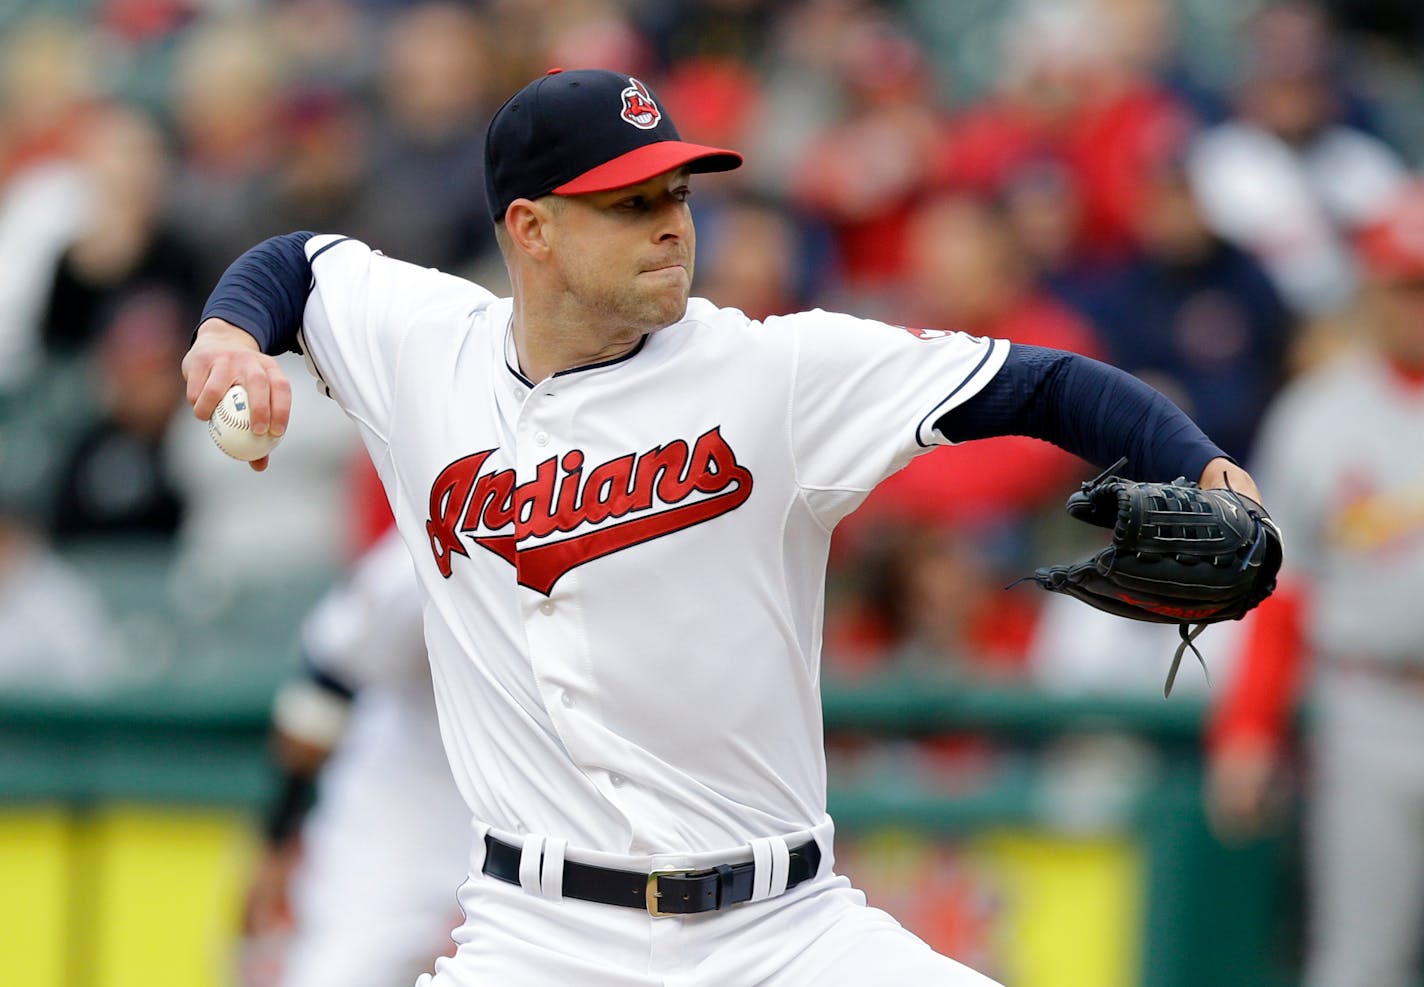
[484,68,743,220]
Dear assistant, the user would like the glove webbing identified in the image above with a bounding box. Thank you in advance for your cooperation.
[1157,473,1262,698]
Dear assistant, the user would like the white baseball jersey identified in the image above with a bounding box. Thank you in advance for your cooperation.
[293,234,1008,857]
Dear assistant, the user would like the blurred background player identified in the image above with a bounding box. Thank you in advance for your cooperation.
[242,528,468,987]
[1205,180,1424,987]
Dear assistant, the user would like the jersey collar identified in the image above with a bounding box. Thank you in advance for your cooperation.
[502,309,652,386]
[502,310,535,388]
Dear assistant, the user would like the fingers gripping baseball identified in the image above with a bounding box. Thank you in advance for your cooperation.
[183,318,293,470]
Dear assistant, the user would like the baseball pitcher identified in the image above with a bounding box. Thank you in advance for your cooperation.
[183,69,1275,985]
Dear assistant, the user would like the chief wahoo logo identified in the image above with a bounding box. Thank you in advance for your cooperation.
[620,78,661,130]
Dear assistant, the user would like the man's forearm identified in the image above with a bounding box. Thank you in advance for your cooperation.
[937,344,1228,483]
[200,232,318,354]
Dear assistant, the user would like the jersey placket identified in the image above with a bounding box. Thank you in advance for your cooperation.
[508,371,643,839]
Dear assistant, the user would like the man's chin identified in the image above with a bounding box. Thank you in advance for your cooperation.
[639,288,691,332]
[642,307,688,334]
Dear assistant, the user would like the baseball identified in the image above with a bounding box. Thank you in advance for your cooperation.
[208,384,282,462]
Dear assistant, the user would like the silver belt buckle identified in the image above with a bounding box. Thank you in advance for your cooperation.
[646,868,693,917]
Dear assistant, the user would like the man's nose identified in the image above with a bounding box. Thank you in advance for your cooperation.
[657,201,692,242]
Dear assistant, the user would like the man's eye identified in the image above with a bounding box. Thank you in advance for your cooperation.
[672,188,691,203]
[618,196,645,210]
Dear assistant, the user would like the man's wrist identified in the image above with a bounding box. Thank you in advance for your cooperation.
[1199,456,1263,502]
[194,316,261,349]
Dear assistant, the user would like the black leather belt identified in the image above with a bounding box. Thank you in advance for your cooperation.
[482,834,822,916]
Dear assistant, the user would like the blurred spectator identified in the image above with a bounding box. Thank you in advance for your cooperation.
[939,0,1195,263]
[0,17,99,183]
[49,290,187,544]
[0,154,88,395]
[997,158,1110,314]
[637,0,774,69]
[1187,1,1407,316]
[268,0,378,94]
[895,192,1103,355]
[792,13,948,299]
[538,0,654,79]
[349,2,496,271]
[482,0,653,98]
[167,16,288,288]
[846,523,1034,679]
[0,18,105,393]
[693,193,830,320]
[269,86,368,236]
[841,191,1103,538]
[1206,181,1424,987]
[1087,162,1295,462]
[0,493,122,692]
[731,1,867,197]
[41,105,201,358]
[1096,0,1229,124]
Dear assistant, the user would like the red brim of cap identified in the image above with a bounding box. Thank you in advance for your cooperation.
[553,140,743,196]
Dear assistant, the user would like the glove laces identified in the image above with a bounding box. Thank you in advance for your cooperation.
[1164,623,1210,698]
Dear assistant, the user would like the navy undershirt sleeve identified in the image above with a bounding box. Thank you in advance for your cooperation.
[199,232,318,354]
[935,344,1228,483]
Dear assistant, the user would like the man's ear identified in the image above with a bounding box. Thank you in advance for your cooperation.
[505,198,556,260]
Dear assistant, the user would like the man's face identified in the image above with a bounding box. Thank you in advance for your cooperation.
[545,168,696,333]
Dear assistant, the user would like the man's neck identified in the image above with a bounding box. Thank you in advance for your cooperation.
[510,306,646,383]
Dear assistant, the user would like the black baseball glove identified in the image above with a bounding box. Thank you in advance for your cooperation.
[1023,458,1283,696]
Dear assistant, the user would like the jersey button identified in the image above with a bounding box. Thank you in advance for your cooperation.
[539,601,555,615]
[609,773,625,788]
[560,691,574,708]
[534,431,550,446]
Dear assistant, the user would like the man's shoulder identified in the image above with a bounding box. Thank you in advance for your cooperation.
[313,235,504,311]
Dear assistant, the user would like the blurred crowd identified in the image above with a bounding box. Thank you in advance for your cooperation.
[0,0,1422,701]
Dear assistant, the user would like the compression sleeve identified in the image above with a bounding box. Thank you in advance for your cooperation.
[936,343,1227,482]
[199,231,318,354]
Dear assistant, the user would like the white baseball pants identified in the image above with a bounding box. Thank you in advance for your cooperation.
[1303,668,1424,987]
[414,822,1002,987]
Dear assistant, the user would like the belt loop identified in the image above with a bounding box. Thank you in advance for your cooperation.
[749,836,783,902]
[766,836,790,899]
[749,837,772,901]
[714,864,736,907]
[540,836,567,901]
[519,834,545,896]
